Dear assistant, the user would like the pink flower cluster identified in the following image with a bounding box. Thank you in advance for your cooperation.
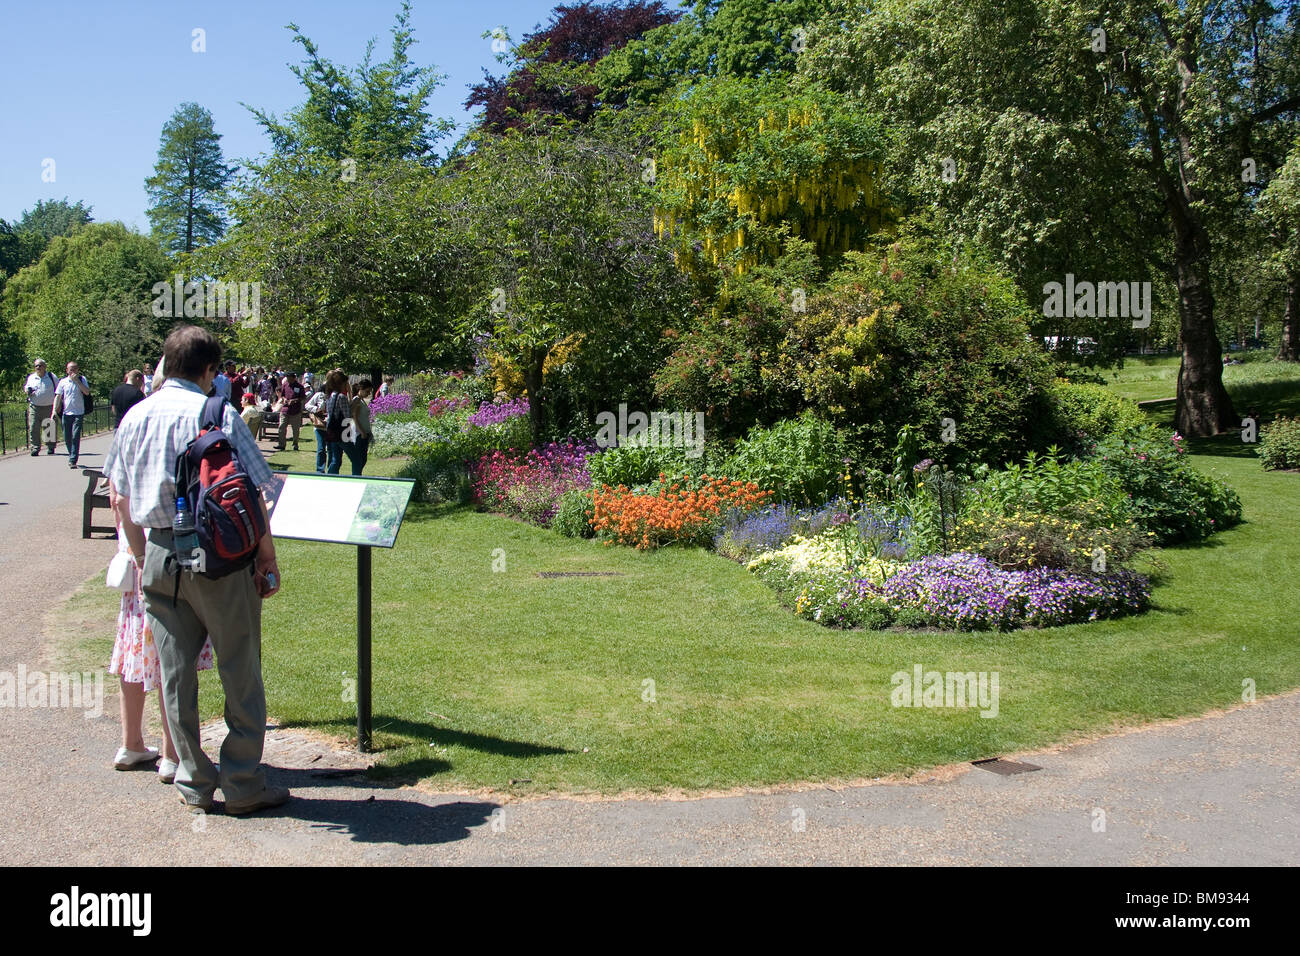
[471,441,596,526]
[429,395,471,418]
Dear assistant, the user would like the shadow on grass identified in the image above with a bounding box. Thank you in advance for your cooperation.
[290,714,573,764]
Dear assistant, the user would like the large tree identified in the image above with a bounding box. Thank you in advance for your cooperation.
[803,0,1300,436]
[450,120,691,443]
[194,2,461,371]
[595,0,827,105]
[1260,138,1300,360]
[145,102,233,255]
[246,1,450,164]
[2,222,170,387]
[466,0,680,133]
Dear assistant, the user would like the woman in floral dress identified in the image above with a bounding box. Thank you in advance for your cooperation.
[108,482,213,782]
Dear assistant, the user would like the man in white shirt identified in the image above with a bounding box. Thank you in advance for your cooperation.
[55,361,91,468]
[142,362,155,396]
[23,358,59,455]
[104,324,288,816]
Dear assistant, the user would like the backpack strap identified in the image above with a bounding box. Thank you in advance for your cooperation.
[200,395,226,432]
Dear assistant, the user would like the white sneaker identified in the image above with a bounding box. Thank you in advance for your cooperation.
[158,759,178,784]
[113,746,159,770]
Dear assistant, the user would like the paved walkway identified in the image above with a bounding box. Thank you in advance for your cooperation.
[1,433,1296,865]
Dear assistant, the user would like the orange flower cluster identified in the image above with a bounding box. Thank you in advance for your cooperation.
[591,475,771,550]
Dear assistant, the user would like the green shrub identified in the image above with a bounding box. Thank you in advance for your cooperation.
[1259,416,1300,470]
[975,447,1134,528]
[587,441,725,488]
[396,413,530,504]
[552,487,596,538]
[1093,426,1243,543]
[1039,379,1149,452]
[721,413,847,505]
[952,501,1149,572]
[785,218,1056,469]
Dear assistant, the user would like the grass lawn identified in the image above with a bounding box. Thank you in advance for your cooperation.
[55,421,1300,795]
[1103,353,1300,415]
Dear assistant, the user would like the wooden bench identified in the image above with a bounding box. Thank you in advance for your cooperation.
[81,468,116,539]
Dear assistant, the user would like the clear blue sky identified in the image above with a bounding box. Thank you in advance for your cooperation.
[0,0,581,230]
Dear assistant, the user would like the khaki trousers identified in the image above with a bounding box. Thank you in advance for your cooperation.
[141,529,268,808]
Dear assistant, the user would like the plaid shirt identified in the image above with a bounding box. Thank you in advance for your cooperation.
[104,378,274,529]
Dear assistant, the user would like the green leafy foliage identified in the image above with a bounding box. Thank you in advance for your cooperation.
[721,412,846,505]
[785,219,1056,468]
[552,487,596,538]
[1259,417,1300,471]
[1093,427,1243,544]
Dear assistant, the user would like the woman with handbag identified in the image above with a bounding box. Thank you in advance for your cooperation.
[304,379,329,473]
[342,379,374,475]
[107,481,213,781]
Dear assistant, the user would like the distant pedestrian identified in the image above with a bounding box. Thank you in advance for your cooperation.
[377,375,394,397]
[321,369,349,474]
[276,371,305,451]
[54,362,91,468]
[110,370,146,429]
[212,363,232,401]
[227,361,245,407]
[24,358,59,456]
[342,380,373,475]
[142,362,156,397]
[304,378,328,473]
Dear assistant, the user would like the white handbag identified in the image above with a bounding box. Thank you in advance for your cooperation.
[106,551,137,592]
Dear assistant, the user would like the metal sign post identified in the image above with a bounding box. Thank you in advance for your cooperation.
[264,472,414,754]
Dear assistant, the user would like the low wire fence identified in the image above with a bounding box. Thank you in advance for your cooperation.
[0,400,115,456]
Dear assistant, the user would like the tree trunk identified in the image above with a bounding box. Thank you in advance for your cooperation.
[523,357,545,448]
[1172,216,1237,436]
[1279,271,1299,362]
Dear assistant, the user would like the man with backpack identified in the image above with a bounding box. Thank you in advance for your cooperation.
[23,358,59,455]
[103,325,289,816]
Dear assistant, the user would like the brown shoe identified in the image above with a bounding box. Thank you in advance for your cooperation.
[225,785,291,816]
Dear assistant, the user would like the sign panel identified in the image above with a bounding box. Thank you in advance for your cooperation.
[265,472,415,548]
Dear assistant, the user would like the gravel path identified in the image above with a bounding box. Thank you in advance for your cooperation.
[1,433,1296,865]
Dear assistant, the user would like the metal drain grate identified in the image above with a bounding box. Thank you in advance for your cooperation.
[972,757,1042,775]
[535,571,625,578]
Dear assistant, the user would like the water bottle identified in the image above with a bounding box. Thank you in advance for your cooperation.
[173,496,199,570]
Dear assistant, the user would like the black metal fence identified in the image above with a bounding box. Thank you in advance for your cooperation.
[0,399,114,455]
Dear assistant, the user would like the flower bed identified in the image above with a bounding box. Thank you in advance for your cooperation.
[592,475,770,550]
[858,552,1151,631]
[370,392,414,417]
[470,441,596,526]
[469,397,529,428]
[429,395,472,418]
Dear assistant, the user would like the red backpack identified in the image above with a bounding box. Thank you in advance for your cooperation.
[173,396,267,578]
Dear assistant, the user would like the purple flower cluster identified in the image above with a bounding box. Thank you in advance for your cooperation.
[858,552,1150,631]
[370,392,413,416]
[468,397,529,428]
[714,503,804,555]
